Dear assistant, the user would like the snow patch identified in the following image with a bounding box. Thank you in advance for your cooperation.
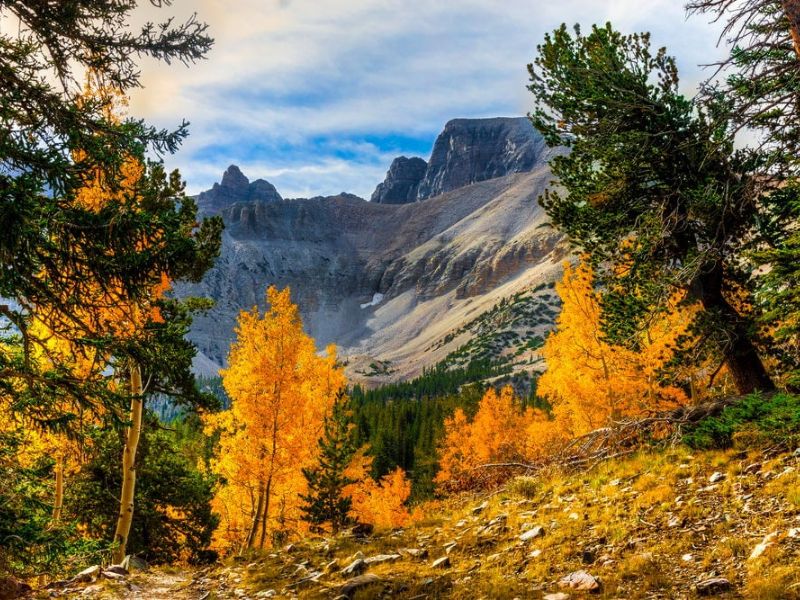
[360,293,385,309]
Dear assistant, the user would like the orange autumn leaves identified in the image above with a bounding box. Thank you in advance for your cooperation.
[538,261,695,437]
[435,387,556,493]
[436,260,697,492]
[344,449,413,530]
[204,287,413,552]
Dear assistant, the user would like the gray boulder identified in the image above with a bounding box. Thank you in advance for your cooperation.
[341,558,366,577]
[558,570,600,592]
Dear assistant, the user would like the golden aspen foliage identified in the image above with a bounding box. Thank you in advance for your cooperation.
[342,449,414,529]
[435,386,543,492]
[204,286,345,552]
[538,261,695,438]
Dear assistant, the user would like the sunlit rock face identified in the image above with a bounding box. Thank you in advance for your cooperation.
[414,117,552,200]
[178,117,566,380]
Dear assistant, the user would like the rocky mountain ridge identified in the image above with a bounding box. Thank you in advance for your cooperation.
[371,117,553,204]
[179,117,567,382]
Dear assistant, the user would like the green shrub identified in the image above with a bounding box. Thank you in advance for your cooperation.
[683,393,800,449]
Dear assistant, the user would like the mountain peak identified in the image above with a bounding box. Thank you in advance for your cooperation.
[371,156,428,204]
[371,117,551,204]
[196,165,283,214]
[220,164,249,191]
[414,116,550,200]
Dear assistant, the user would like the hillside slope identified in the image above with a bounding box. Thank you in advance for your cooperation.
[178,117,567,384]
[54,445,800,599]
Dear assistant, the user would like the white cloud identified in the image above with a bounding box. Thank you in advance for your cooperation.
[128,1,727,199]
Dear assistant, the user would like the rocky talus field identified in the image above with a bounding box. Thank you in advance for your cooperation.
[45,445,799,599]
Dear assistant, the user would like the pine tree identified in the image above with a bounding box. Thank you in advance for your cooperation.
[527,23,776,394]
[300,392,358,534]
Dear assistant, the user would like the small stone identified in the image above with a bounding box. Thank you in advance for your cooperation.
[283,543,296,553]
[788,528,799,538]
[431,556,451,569]
[558,570,600,592]
[341,558,366,577]
[444,542,458,554]
[104,565,128,576]
[544,594,571,600]
[72,565,101,583]
[121,555,149,572]
[519,526,545,542]
[709,472,726,484]
[101,571,125,581]
[473,501,489,515]
[364,554,401,565]
[568,512,580,520]
[682,553,693,562]
[81,584,102,596]
[340,573,381,597]
[696,577,731,595]
[529,549,542,558]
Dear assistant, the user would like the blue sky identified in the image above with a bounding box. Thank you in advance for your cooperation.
[130,0,727,199]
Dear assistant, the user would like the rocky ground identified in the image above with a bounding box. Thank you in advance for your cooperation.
[38,445,799,599]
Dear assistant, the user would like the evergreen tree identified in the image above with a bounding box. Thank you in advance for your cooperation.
[0,1,222,429]
[527,23,775,394]
[686,1,800,387]
[300,392,358,534]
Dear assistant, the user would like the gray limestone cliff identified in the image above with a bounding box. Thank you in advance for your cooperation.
[371,156,427,204]
[415,117,550,200]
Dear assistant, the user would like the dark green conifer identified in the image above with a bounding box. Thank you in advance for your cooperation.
[300,392,358,534]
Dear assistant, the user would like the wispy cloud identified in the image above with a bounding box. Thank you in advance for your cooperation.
[129,0,726,199]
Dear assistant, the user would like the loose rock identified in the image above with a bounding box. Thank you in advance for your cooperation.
[519,526,545,542]
[558,570,600,592]
[364,554,401,565]
[341,558,366,577]
[696,577,731,595]
[432,556,451,569]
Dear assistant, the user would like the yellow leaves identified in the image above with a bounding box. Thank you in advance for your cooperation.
[204,286,345,551]
[435,386,548,492]
[538,261,694,438]
[345,454,414,530]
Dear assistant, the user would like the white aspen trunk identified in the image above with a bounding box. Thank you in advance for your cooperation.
[112,364,143,564]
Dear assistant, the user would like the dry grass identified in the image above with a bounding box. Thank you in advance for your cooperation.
[209,445,800,599]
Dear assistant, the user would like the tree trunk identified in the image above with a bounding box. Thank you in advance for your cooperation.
[112,364,144,564]
[783,0,800,57]
[698,271,774,395]
[243,486,264,552]
[52,454,64,522]
[259,475,273,549]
